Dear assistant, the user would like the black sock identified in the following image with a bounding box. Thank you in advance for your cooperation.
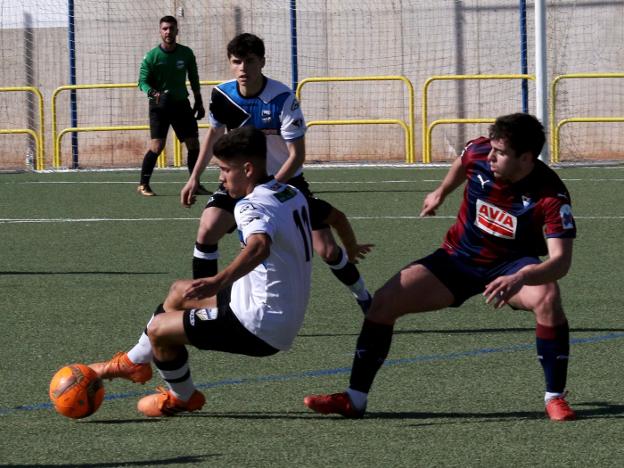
[192,242,218,279]
[187,148,199,174]
[140,150,159,185]
[349,319,394,393]
[327,248,360,286]
[536,321,570,393]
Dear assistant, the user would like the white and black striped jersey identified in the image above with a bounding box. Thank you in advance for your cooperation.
[209,77,306,177]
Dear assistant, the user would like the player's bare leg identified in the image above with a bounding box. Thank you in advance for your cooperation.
[193,207,236,279]
[509,283,575,421]
[312,227,372,314]
[305,263,454,417]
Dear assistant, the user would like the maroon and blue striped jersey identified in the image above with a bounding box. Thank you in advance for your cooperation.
[442,137,576,265]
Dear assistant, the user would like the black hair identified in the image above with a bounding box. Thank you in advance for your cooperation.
[227,33,265,58]
[159,16,177,26]
[213,127,267,164]
[488,113,545,160]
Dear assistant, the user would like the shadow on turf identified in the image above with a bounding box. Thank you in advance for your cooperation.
[176,401,624,423]
[0,454,220,467]
[0,271,168,276]
[299,326,624,338]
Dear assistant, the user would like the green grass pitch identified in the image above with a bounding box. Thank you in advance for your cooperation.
[1,166,623,467]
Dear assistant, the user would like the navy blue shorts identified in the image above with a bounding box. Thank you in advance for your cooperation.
[182,286,279,357]
[416,248,541,307]
[203,174,332,231]
[149,98,198,141]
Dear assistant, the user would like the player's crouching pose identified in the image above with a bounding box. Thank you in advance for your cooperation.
[304,113,578,422]
[91,127,312,416]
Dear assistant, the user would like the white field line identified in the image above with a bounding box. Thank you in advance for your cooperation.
[5,177,624,185]
[1,215,622,224]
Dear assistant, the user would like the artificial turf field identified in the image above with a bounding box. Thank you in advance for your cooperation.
[1,166,623,467]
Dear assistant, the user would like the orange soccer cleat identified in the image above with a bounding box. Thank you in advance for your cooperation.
[303,392,365,419]
[545,394,576,421]
[89,352,152,384]
[137,387,206,417]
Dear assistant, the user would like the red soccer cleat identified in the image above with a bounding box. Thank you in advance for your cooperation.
[137,387,205,417]
[303,392,365,419]
[89,352,152,384]
[545,394,576,421]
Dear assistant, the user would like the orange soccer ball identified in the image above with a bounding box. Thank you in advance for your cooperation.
[49,364,105,419]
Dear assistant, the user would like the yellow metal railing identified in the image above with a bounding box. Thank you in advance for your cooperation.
[296,76,415,163]
[550,73,624,162]
[0,86,45,170]
[52,81,223,169]
[422,74,534,163]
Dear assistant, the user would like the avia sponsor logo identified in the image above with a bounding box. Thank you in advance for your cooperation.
[475,199,517,239]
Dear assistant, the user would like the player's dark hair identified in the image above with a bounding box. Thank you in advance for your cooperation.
[159,15,177,26]
[227,33,265,58]
[213,127,267,165]
[489,113,545,160]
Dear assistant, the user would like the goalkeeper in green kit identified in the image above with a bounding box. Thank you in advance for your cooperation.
[137,15,209,196]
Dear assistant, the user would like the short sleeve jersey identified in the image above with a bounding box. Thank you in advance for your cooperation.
[442,137,576,265]
[138,44,200,101]
[230,178,313,351]
[208,78,306,177]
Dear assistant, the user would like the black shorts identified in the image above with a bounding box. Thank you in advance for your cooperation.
[149,97,198,141]
[416,248,541,307]
[204,174,333,231]
[182,286,279,357]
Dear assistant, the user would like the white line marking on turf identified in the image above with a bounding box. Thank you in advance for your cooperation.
[1,215,622,224]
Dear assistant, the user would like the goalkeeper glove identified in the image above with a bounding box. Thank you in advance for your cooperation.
[193,99,205,120]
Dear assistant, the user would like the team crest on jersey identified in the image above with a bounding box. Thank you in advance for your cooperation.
[475,199,517,239]
[560,204,574,229]
[176,60,185,69]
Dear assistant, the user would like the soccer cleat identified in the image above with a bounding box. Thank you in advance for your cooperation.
[137,386,205,417]
[303,392,365,419]
[137,184,156,196]
[89,352,152,384]
[357,292,373,315]
[545,394,576,421]
[195,184,212,196]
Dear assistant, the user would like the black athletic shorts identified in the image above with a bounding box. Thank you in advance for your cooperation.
[149,97,198,141]
[182,285,279,357]
[204,174,333,231]
[416,248,540,307]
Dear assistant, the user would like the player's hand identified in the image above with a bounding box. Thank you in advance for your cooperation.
[181,179,198,207]
[483,274,524,309]
[193,102,205,120]
[346,243,375,264]
[183,278,219,300]
[420,190,444,216]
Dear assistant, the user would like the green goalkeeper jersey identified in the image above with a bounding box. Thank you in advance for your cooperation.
[138,44,200,102]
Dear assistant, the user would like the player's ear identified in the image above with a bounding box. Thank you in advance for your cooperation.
[243,161,253,177]
[260,57,266,69]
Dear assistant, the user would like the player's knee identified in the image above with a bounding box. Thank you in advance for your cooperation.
[365,288,395,323]
[146,315,166,345]
[532,284,564,320]
[149,140,165,154]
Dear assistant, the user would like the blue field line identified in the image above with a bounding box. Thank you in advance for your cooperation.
[2,332,623,417]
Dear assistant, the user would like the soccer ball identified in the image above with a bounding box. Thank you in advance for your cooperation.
[49,364,105,419]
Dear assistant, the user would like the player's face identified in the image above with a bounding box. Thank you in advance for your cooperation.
[216,157,252,198]
[160,22,178,45]
[487,138,532,182]
[229,53,265,89]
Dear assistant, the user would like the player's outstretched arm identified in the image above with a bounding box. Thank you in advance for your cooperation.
[181,126,225,207]
[420,157,467,216]
[325,207,374,263]
[183,233,271,300]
